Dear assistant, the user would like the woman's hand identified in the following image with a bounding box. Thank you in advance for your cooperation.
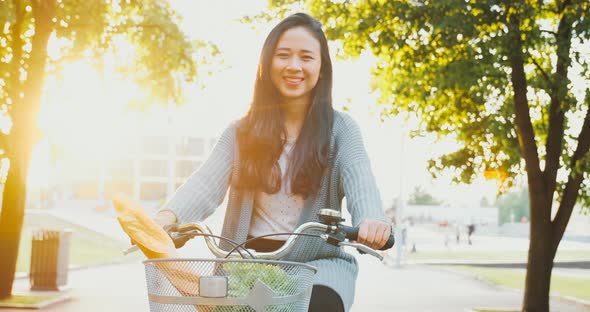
[357,219,392,250]
[154,210,177,228]
[153,210,191,248]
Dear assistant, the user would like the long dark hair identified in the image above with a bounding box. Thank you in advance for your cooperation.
[235,13,334,198]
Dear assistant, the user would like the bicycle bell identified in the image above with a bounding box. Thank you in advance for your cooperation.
[318,209,345,225]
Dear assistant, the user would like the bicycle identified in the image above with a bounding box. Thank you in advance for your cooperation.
[125,209,395,312]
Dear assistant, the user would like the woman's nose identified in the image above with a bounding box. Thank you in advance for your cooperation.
[286,57,302,71]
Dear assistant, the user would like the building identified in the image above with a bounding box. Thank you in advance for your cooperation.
[26,106,227,211]
[67,133,218,203]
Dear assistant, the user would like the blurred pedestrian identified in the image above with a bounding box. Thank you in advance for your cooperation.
[467,223,475,245]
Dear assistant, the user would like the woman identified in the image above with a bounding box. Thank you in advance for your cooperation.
[154,12,392,312]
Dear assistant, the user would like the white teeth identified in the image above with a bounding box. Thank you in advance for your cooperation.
[284,77,303,83]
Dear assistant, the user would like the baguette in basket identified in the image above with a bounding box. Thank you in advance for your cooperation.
[112,194,201,296]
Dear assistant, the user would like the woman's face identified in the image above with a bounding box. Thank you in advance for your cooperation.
[270,26,322,106]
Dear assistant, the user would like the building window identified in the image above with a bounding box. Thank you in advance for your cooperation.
[72,162,101,180]
[140,159,168,178]
[72,181,99,199]
[175,160,201,179]
[107,159,133,179]
[104,179,133,198]
[141,136,169,156]
[140,182,167,200]
[209,137,218,149]
[177,137,205,157]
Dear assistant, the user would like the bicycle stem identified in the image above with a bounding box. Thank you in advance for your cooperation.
[203,222,334,259]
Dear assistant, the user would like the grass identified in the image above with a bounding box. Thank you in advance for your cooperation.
[406,249,590,262]
[16,213,140,273]
[473,310,519,312]
[448,266,590,302]
[0,294,59,305]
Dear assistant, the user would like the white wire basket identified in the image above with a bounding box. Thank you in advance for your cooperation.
[143,258,317,312]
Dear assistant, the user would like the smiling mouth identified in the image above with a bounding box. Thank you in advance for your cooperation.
[283,77,304,86]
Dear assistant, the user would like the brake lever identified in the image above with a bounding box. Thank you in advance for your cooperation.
[123,245,140,255]
[122,223,197,255]
[339,241,384,261]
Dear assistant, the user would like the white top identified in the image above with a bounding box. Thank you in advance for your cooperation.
[248,139,305,241]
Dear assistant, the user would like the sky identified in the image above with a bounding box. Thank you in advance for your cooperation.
[28,0,501,209]
[165,0,500,207]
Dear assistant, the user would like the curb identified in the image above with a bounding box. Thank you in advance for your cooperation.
[15,257,141,280]
[404,259,590,269]
[0,293,71,310]
[438,266,590,309]
[468,308,519,312]
[381,252,590,310]
[553,293,590,309]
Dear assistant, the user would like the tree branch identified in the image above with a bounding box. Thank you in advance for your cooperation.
[529,55,552,85]
[65,22,184,41]
[13,0,56,128]
[0,134,7,154]
[7,0,24,104]
[508,15,543,182]
[559,0,572,12]
[552,96,590,252]
[544,11,572,204]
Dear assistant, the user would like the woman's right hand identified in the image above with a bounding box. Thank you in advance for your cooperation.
[154,210,177,228]
[154,210,191,248]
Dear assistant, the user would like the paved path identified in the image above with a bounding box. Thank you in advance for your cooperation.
[353,255,590,312]
[11,262,148,311]
[8,208,589,311]
[6,255,589,312]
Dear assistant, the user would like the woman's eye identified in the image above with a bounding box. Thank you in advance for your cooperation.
[303,56,314,61]
[276,53,289,59]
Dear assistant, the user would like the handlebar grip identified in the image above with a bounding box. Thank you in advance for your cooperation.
[381,233,395,250]
[163,223,191,249]
[163,223,178,234]
[339,225,395,251]
[339,225,359,240]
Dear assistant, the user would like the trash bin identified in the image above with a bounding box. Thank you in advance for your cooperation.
[29,229,72,291]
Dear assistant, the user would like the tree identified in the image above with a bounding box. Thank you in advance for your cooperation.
[0,0,217,298]
[480,196,493,207]
[497,187,530,224]
[407,186,441,205]
[251,1,589,310]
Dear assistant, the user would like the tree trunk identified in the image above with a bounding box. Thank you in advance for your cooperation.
[523,196,555,312]
[506,8,558,311]
[0,146,30,298]
[0,0,55,299]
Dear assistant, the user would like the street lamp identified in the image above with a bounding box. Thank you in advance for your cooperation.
[395,126,405,268]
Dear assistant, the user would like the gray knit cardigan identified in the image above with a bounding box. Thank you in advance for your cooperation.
[163,110,391,311]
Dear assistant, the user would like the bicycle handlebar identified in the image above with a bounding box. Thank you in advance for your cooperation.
[123,209,395,261]
[179,221,379,259]
[125,222,394,262]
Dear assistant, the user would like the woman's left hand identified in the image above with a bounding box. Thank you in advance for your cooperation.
[357,219,392,250]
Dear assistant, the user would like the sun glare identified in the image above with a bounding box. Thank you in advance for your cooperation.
[41,62,136,153]
[25,0,502,209]
[32,34,157,194]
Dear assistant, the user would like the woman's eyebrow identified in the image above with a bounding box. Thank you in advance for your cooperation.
[275,47,317,54]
